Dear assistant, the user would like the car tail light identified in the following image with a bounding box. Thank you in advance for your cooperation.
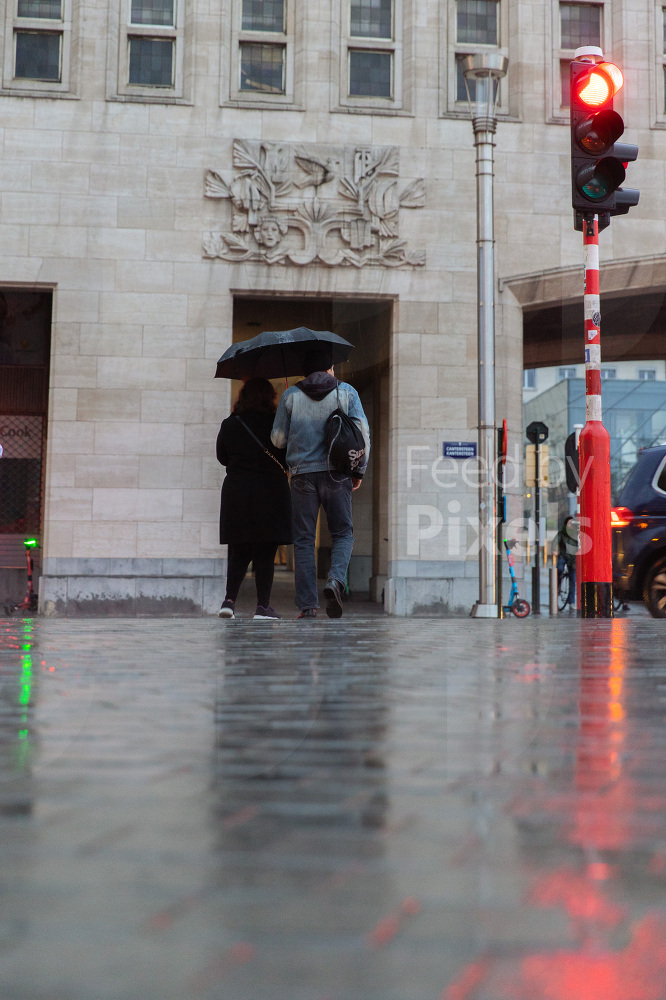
[611,506,634,527]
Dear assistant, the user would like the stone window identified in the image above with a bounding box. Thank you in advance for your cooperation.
[3,0,75,93]
[523,369,536,390]
[559,367,577,379]
[600,368,616,380]
[638,369,657,381]
[347,0,395,100]
[110,0,188,101]
[551,1,607,119]
[446,0,509,116]
[457,0,498,45]
[224,0,295,106]
[334,0,411,112]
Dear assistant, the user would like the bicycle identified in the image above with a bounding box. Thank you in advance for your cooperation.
[557,564,573,611]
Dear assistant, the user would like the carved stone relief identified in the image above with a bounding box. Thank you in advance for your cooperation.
[203,140,426,267]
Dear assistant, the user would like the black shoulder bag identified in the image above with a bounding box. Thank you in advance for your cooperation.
[234,415,288,476]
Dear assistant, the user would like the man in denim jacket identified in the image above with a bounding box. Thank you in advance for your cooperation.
[271,349,370,619]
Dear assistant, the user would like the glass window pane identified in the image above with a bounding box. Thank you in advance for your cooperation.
[241,0,284,32]
[130,0,175,26]
[350,0,392,39]
[456,54,473,99]
[17,0,61,18]
[128,37,174,86]
[456,0,498,45]
[560,2,601,50]
[14,30,61,80]
[560,59,570,106]
[240,42,285,93]
[348,49,392,98]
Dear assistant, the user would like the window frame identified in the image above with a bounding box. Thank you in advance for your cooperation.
[222,0,297,108]
[334,0,412,114]
[599,368,617,380]
[2,0,77,95]
[638,368,657,381]
[107,0,191,103]
[523,368,537,390]
[547,0,610,124]
[441,0,511,119]
[651,3,666,127]
[559,367,577,380]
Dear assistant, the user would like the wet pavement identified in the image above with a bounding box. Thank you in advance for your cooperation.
[1,611,666,1000]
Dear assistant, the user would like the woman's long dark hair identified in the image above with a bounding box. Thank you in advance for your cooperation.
[233,377,277,415]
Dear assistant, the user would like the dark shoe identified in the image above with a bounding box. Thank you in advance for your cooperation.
[323,579,344,619]
[219,599,235,619]
[296,608,317,619]
[253,605,281,620]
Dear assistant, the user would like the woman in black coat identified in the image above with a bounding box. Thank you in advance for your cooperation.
[216,377,292,620]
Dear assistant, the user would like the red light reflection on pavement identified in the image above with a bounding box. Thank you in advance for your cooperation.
[442,912,666,1000]
[442,626,666,1000]
[512,914,666,1000]
[529,867,626,928]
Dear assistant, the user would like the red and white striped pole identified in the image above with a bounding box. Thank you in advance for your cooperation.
[578,216,613,617]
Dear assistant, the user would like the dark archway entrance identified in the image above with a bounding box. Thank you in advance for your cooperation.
[0,290,52,606]
[231,295,392,606]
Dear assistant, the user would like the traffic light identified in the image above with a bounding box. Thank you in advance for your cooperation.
[570,59,639,217]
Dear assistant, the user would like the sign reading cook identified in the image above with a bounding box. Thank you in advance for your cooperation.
[0,416,43,459]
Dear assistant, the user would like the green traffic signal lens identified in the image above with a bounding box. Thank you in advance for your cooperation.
[581,177,611,200]
[576,157,626,203]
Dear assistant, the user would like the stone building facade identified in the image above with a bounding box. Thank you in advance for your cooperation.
[0,0,663,615]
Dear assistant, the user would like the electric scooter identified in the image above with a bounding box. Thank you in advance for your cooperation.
[502,538,530,618]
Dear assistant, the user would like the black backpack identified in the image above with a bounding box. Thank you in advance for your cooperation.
[324,387,366,477]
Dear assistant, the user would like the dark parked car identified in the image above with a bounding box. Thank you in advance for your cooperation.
[612,444,666,617]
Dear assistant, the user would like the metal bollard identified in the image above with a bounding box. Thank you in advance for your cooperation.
[549,566,559,616]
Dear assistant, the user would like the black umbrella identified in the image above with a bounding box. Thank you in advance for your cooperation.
[215,326,353,380]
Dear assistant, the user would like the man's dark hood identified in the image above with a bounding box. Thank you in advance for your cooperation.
[296,371,339,401]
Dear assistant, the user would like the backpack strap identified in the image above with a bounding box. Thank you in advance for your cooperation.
[234,415,288,476]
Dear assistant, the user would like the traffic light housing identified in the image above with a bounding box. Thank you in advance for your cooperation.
[570,59,639,218]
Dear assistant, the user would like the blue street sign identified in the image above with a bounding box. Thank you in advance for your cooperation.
[443,441,477,459]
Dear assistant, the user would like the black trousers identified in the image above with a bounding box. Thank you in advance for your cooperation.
[225,543,278,607]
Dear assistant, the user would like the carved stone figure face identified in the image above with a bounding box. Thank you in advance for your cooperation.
[258,219,282,248]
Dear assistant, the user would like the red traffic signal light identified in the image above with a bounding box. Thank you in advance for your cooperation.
[573,62,623,108]
[570,59,638,217]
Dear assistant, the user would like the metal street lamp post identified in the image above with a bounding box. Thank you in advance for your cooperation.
[463,53,509,619]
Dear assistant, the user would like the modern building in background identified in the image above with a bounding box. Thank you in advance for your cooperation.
[524,364,666,531]
[0,0,665,615]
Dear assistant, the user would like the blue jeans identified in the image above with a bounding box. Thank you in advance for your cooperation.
[291,471,354,610]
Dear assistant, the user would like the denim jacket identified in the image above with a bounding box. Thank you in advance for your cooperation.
[271,376,370,477]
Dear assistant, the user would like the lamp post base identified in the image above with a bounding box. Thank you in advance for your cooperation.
[472,603,499,618]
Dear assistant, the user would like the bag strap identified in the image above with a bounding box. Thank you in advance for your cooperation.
[234,415,288,476]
